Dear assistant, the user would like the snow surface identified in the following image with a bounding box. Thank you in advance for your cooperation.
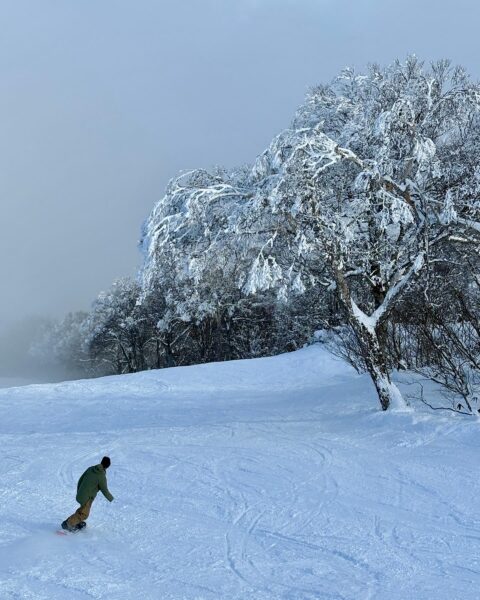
[0,345,479,599]
[0,377,40,389]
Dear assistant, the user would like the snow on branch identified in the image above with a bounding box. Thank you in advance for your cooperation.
[370,252,425,328]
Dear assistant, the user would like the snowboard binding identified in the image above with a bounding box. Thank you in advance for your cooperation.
[61,520,86,533]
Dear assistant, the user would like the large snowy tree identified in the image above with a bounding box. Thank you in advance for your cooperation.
[241,58,480,410]
[141,57,480,410]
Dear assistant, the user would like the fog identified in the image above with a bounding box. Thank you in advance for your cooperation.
[0,0,478,379]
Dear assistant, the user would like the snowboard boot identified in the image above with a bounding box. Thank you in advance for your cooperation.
[61,520,75,532]
[74,521,87,532]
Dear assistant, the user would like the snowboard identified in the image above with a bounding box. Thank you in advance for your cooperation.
[56,521,86,536]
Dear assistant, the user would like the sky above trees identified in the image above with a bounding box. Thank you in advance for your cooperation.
[0,0,478,331]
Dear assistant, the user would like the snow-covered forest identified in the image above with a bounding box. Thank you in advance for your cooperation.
[34,57,480,413]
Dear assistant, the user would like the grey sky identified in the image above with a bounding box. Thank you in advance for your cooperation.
[0,0,478,331]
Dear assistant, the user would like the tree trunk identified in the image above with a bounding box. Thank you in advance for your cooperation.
[351,320,394,411]
[333,260,399,411]
[155,338,161,369]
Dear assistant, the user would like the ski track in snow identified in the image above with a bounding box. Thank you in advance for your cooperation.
[0,346,479,599]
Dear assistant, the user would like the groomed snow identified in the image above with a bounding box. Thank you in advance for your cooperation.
[0,346,479,599]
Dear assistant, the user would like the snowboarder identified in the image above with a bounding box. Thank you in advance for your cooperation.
[61,456,114,532]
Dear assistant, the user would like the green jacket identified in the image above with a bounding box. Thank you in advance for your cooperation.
[76,464,114,505]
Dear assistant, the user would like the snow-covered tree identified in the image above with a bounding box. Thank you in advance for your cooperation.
[140,167,269,362]
[239,57,480,410]
[84,278,151,374]
[30,311,90,373]
[384,247,480,413]
[142,57,480,411]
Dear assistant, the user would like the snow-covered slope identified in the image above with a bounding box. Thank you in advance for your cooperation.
[0,346,478,599]
[0,376,39,389]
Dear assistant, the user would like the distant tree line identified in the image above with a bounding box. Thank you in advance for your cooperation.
[34,57,480,413]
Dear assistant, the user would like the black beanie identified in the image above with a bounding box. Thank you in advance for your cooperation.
[101,456,111,469]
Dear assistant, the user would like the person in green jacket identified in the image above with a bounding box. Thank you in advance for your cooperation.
[62,456,114,532]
